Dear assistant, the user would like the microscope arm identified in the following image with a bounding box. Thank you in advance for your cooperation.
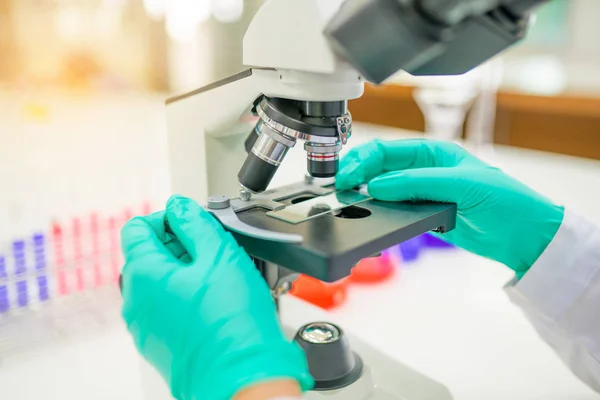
[166,70,260,138]
[325,0,550,83]
[165,0,548,141]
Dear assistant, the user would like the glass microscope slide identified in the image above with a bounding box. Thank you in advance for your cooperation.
[267,191,371,224]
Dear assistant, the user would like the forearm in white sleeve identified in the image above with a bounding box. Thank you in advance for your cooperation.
[505,208,600,392]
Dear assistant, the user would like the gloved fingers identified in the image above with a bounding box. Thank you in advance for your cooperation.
[336,140,386,190]
[336,139,472,191]
[120,216,180,303]
[367,167,465,204]
[165,195,228,261]
[137,210,188,260]
[141,210,168,239]
[122,216,179,264]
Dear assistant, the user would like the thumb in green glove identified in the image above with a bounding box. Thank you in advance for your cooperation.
[121,195,313,400]
[336,139,564,278]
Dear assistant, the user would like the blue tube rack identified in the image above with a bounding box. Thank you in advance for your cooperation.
[0,233,50,313]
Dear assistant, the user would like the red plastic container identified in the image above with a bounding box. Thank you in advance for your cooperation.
[349,252,396,284]
[290,275,348,310]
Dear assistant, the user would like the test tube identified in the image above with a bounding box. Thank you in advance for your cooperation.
[33,233,49,302]
[12,240,28,308]
[90,213,102,287]
[118,209,132,278]
[72,218,84,291]
[0,255,6,280]
[142,202,152,216]
[0,285,8,314]
[108,217,119,282]
[37,276,49,302]
[33,233,46,271]
[0,256,8,313]
[13,240,26,275]
[52,222,68,296]
[16,281,28,308]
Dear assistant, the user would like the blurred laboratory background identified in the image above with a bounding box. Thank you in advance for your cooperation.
[1,1,600,400]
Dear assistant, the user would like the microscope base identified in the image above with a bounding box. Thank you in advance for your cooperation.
[282,323,453,400]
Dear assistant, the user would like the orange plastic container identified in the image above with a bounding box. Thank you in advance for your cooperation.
[290,275,348,310]
[290,253,397,309]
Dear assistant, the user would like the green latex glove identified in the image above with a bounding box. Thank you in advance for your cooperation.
[336,139,564,278]
[121,195,313,400]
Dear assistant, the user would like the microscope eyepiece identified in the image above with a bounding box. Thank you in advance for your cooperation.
[238,97,352,194]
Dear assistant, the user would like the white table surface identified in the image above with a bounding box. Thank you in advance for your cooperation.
[1,113,600,400]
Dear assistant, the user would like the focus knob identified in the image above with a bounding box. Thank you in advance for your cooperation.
[294,322,363,390]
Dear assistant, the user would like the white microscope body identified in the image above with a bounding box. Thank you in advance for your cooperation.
[142,1,453,399]
[166,0,363,205]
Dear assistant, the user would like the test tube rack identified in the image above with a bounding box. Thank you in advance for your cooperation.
[0,202,153,361]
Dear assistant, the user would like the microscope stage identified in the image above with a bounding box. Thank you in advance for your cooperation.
[229,184,457,282]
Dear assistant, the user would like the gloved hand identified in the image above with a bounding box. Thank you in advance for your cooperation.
[120,195,313,400]
[336,139,564,278]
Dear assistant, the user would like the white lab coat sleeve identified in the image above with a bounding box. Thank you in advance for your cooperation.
[505,208,600,392]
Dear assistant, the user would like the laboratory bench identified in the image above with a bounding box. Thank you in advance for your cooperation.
[1,121,600,400]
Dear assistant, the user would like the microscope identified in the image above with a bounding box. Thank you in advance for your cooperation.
[148,0,546,398]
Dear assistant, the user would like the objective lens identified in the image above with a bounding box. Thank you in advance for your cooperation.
[243,126,259,153]
[305,141,342,178]
[237,96,353,193]
[300,101,348,117]
[237,120,296,193]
